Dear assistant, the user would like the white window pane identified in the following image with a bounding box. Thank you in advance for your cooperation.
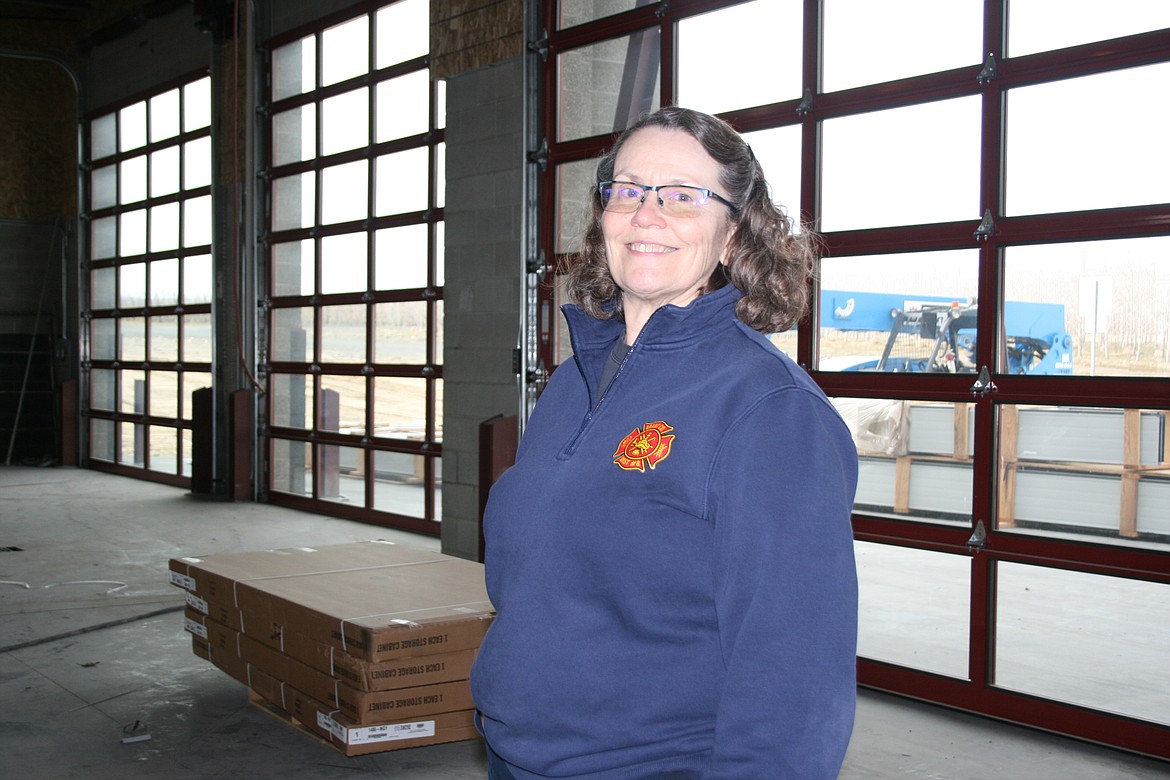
[120,155,147,204]
[184,254,213,304]
[150,146,180,197]
[374,302,427,363]
[91,319,116,361]
[120,209,147,256]
[272,172,316,231]
[120,263,146,308]
[91,112,117,160]
[92,216,117,259]
[183,313,212,363]
[321,160,369,224]
[91,267,116,309]
[184,136,212,190]
[272,104,316,165]
[322,15,369,87]
[320,304,367,363]
[183,77,211,132]
[434,142,445,209]
[375,223,428,290]
[150,257,180,306]
[321,232,368,294]
[376,72,429,142]
[1005,64,1170,216]
[823,0,982,92]
[120,101,147,152]
[183,195,212,248]
[374,149,428,216]
[821,96,981,231]
[678,0,802,114]
[91,368,116,411]
[375,0,428,69]
[272,36,316,101]
[321,87,369,155]
[150,87,181,142]
[92,164,117,209]
[740,125,802,226]
[272,239,315,297]
[1008,0,1170,57]
[150,202,180,252]
[272,307,314,362]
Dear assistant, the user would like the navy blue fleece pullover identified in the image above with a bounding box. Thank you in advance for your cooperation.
[471,284,859,779]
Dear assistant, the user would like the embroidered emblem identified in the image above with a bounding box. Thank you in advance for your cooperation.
[613,421,675,472]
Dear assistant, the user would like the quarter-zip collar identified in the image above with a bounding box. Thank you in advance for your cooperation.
[565,284,742,352]
[562,284,744,409]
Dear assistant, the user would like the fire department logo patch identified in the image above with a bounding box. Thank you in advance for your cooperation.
[613,421,675,472]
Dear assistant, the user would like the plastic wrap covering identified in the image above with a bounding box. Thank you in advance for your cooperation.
[832,398,909,456]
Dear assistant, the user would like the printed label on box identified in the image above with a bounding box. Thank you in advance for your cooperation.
[169,571,196,590]
[317,711,346,741]
[316,712,437,745]
[185,591,208,614]
[351,720,437,745]
[184,617,208,640]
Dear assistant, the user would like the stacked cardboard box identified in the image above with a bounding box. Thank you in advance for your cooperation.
[168,540,494,756]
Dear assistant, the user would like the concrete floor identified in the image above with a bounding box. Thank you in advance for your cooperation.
[1,465,1166,780]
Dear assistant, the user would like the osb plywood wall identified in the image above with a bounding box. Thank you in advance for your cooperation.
[0,58,77,220]
[0,0,146,221]
[431,0,523,80]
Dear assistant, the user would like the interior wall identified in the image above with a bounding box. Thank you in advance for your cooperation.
[441,56,524,559]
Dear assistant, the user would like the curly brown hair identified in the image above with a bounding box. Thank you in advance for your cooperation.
[564,106,818,334]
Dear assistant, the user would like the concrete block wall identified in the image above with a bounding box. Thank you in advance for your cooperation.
[441,56,523,559]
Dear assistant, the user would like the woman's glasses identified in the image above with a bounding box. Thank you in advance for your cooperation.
[598,180,735,217]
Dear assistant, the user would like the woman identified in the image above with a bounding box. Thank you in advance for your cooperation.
[471,106,859,779]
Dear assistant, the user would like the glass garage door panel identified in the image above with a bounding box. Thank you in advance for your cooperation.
[837,397,976,525]
[558,0,641,29]
[1005,64,1170,217]
[557,30,661,142]
[995,563,1170,726]
[823,0,982,92]
[996,404,1170,550]
[821,96,981,232]
[817,250,979,373]
[856,541,970,679]
[1007,0,1170,57]
[676,0,802,116]
[1003,237,1170,379]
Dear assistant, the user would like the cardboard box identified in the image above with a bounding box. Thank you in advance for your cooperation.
[170,541,494,663]
[188,611,475,724]
[169,540,448,630]
[193,624,479,755]
[238,627,474,723]
[186,608,478,690]
[247,666,479,757]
